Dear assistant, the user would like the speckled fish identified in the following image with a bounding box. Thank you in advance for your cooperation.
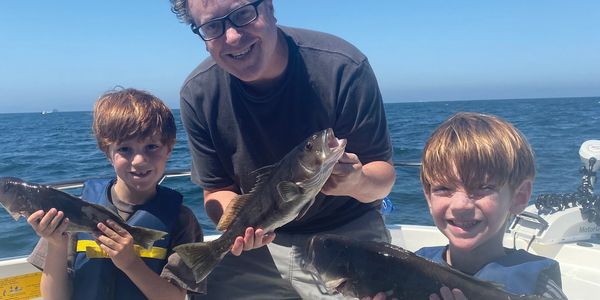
[304,234,552,300]
[174,128,347,283]
[0,177,166,249]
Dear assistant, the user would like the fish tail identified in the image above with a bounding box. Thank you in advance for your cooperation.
[173,241,224,283]
[129,226,168,249]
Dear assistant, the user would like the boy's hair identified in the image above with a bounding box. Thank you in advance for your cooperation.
[420,112,535,194]
[93,88,176,155]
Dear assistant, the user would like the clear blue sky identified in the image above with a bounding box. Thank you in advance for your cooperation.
[1,0,599,113]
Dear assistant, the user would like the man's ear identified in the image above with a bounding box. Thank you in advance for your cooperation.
[510,179,533,214]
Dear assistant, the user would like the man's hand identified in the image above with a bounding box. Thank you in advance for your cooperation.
[230,227,276,256]
[321,152,363,196]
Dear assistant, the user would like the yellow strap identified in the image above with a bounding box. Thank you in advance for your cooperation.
[76,240,167,259]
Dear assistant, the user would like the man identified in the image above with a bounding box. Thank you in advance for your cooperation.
[170,0,396,298]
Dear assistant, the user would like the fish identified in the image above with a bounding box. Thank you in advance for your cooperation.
[303,234,552,300]
[0,177,167,249]
[174,128,347,282]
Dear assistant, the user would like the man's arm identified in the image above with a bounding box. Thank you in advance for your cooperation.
[204,186,276,255]
[203,185,239,225]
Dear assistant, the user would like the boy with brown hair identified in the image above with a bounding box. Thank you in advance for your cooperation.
[27,88,205,299]
[367,112,567,300]
[416,112,566,299]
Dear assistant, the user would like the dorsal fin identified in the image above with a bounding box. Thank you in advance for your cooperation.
[277,181,303,203]
[246,164,275,194]
[216,194,252,231]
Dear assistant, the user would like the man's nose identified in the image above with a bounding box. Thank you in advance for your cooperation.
[224,22,242,44]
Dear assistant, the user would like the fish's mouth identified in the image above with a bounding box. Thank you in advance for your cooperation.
[324,128,347,159]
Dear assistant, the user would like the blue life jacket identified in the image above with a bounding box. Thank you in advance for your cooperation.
[71,178,182,300]
[416,246,562,296]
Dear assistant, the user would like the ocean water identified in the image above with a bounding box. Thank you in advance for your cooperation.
[0,97,598,259]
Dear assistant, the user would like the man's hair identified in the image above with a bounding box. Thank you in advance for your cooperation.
[420,112,535,194]
[170,0,194,24]
[92,88,176,155]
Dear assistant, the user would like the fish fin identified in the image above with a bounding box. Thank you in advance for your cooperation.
[173,241,224,283]
[245,164,274,195]
[277,181,303,203]
[249,164,275,180]
[216,194,252,231]
[10,211,22,221]
[128,226,168,250]
[295,197,316,221]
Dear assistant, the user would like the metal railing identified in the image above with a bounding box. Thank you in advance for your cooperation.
[46,162,420,191]
[47,169,192,190]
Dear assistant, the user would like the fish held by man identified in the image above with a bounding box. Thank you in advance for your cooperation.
[0,177,167,249]
[303,234,552,300]
[174,128,347,283]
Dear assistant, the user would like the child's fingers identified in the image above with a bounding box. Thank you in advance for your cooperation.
[26,210,45,226]
[439,286,454,300]
[98,241,117,257]
[48,211,65,231]
[95,234,119,251]
[37,208,56,228]
[57,217,69,234]
[105,220,130,238]
[451,288,467,300]
[97,222,119,241]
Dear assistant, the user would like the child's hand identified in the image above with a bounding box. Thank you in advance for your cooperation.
[361,292,398,300]
[230,227,276,256]
[95,220,140,271]
[429,286,468,300]
[27,208,69,247]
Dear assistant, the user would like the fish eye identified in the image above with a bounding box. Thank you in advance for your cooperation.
[305,141,313,151]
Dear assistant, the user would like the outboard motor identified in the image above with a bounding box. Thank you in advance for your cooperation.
[508,140,600,249]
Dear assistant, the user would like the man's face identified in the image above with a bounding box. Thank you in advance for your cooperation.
[188,0,283,84]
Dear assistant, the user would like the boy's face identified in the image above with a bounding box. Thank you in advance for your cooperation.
[424,179,531,253]
[107,135,172,203]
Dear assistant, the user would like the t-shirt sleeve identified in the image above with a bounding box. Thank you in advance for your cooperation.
[27,236,77,276]
[179,92,233,190]
[334,58,393,164]
[160,205,206,295]
[27,238,47,270]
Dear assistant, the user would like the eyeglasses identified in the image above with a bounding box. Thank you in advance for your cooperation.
[190,0,265,41]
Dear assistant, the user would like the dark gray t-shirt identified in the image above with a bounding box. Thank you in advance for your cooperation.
[180,26,393,234]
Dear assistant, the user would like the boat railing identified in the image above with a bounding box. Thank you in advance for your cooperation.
[45,162,420,191]
[46,169,192,191]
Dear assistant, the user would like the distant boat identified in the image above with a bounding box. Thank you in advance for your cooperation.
[41,109,58,115]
